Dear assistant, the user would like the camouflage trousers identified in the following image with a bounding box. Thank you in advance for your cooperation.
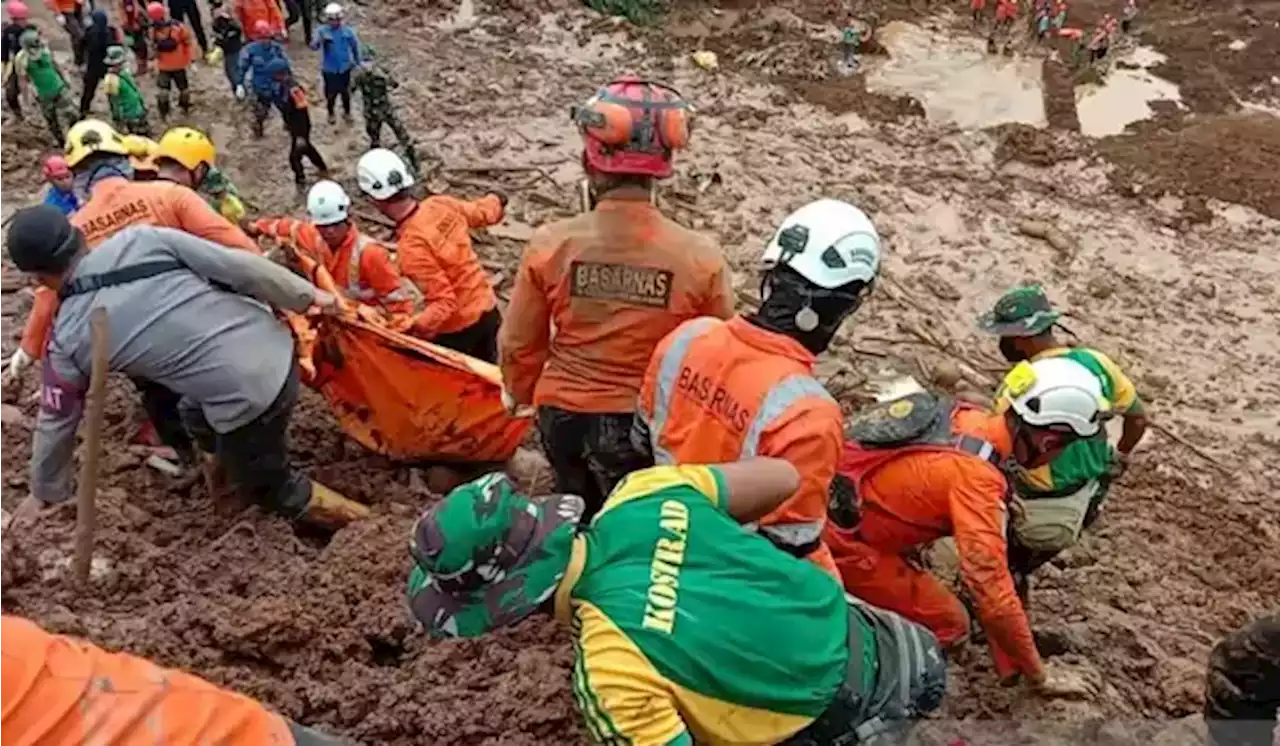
[365,109,419,175]
[38,89,78,144]
[535,406,653,522]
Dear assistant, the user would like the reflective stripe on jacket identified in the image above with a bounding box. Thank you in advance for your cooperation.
[637,315,843,575]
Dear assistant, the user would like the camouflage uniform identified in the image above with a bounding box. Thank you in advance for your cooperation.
[353,53,418,175]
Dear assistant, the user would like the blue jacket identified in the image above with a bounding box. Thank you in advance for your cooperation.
[237,39,288,94]
[42,186,79,216]
[309,23,360,74]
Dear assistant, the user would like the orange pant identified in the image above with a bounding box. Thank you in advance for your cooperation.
[831,536,971,648]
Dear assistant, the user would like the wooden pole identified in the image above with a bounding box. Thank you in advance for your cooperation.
[72,307,110,587]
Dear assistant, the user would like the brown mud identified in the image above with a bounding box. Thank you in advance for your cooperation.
[4,0,1280,742]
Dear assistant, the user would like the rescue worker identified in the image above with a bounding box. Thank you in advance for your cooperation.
[103,44,151,134]
[41,154,79,216]
[0,616,352,745]
[147,1,195,120]
[1120,0,1137,33]
[210,0,244,92]
[154,125,216,190]
[50,0,86,65]
[1052,0,1069,29]
[117,0,149,75]
[5,205,370,530]
[2,0,34,121]
[1204,612,1280,746]
[167,0,209,57]
[498,77,727,517]
[970,0,985,23]
[77,8,118,116]
[823,357,1107,696]
[233,0,283,45]
[1089,13,1115,61]
[13,29,77,143]
[408,460,948,745]
[994,0,1017,31]
[357,147,505,360]
[634,199,873,572]
[235,19,288,137]
[246,180,420,324]
[979,284,1149,581]
[2,120,257,445]
[309,2,359,125]
[202,167,247,222]
[353,44,417,175]
[267,56,328,190]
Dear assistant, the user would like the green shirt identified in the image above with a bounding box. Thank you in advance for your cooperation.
[104,70,146,121]
[555,465,850,745]
[18,47,65,100]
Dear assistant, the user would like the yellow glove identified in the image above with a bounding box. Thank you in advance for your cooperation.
[205,47,223,64]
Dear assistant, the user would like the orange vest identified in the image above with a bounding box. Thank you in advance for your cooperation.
[637,316,843,575]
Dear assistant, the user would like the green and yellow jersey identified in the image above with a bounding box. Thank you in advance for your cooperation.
[996,346,1141,494]
[553,465,852,746]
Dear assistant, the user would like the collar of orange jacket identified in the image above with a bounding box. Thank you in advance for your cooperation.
[952,407,1014,459]
[726,315,817,368]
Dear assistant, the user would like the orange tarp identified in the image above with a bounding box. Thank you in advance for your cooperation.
[307,317,531,463]
[272,233,530,464]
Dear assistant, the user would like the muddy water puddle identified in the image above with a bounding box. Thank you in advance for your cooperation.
[866,21,1047,130]
[1075,46,1184,136]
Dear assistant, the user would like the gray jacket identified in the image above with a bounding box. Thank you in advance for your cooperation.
[31,225,318,503]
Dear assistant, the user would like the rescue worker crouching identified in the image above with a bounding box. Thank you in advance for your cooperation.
[4,205,371,531]
[124,133,161,180]
[357,147,505,361]
[246,179,421,326]
[407,459,948,745]
[498,76,734,520]
[635,198,877,575]
[823,357,1108,697]
[979,284,1150,583]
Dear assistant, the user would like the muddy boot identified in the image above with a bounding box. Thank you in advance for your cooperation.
[299,481,370,530]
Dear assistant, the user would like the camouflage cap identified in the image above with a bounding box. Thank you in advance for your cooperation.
[977,284,1061,337]
[407,472,584,638]
[201,166,230,194]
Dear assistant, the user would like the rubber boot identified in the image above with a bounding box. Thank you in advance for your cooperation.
[157,93,171,120]
[178,89,191,115]
[300,481,370,530]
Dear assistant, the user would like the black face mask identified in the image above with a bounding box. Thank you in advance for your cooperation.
[999,336,1030,363]
[748,266,868,355]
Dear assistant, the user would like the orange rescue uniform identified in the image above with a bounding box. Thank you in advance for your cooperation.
[252,217,419,323]
[500,194,734,412]
[395,194,502,339]
[1,615,296,745]
[636,315,842,576]
[234,0,284,37]
[19,175,259,359]
[822,408,1043,681]
[149,20,194,72]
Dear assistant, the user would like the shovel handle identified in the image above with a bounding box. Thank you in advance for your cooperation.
[72,307,109,588]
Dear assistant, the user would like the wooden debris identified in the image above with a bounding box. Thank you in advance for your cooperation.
[1151,421,1233,475]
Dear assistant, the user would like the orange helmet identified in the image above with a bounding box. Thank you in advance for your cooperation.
[146,1,165,21]
[573,76,691,179]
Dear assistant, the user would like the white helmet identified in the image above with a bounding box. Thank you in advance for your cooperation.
[357,148,414,201]
[323,2,342,18]
[761,198,881,289]
[307,179,351,226]
[1007,357,1109,437]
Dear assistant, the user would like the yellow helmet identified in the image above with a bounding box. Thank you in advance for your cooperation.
[64,119,130,168]
[123,135,160,172]
[156,127,217,171]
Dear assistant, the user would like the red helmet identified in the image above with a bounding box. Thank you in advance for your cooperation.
[145,2,165,21]
[573,76,691,179]
[42,154,71,180]
[6,0,29,21]
[252,19,272,38]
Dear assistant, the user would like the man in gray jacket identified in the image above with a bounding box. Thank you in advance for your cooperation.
[5,204,369,530]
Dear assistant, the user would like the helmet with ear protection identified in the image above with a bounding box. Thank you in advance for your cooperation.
[573,76,691,179]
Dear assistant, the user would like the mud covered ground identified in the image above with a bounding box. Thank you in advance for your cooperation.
[3,0,1280,743]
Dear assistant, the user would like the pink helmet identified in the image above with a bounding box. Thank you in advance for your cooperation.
[6,0,30,21]
[252,19,272,38]
[42,154,72,180]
